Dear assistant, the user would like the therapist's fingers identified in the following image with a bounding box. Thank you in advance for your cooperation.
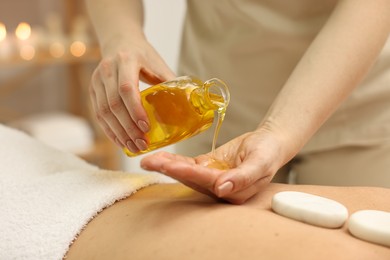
[211,129,285,204]
[213,157,275,203]
[90,40,176,153]
[115,57,149,150]
[116,48,176,149]
[91,66,129,148]
[92,85,140,153]
[117,55,150,134]
[91,61,141,153]
[119,49,176,127]
[91,87,140,153]
[141,151,272,204]
[141,151,223,193]
[216,173,273,205]
[141,151,276,204]
[89,83,120,146]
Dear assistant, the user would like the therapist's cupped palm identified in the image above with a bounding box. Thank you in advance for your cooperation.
[141,130,285,204]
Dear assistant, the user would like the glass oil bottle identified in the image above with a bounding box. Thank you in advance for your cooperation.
[123,76,230,157]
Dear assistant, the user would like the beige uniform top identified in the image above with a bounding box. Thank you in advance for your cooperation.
[176,0,390,156]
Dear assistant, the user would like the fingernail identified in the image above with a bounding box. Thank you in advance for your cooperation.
[135,139,148,151]
[115,138,123,148]
[138,120,150,133]
[126,141,139,153]
[217,181,233,197]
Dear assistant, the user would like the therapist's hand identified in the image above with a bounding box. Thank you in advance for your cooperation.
[90,37,175,153]
[141,129,288,204]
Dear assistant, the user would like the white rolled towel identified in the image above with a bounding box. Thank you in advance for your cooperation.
[0,124,166,260]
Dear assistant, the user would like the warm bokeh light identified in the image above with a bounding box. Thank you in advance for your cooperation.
[19,45,35,60]
[49,42,65,58]
[70,41,86,57]
[15,22,31,40]
[0,23,6,42]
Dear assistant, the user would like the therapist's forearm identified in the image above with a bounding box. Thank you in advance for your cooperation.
[85,0,145,56]
[260,0,390,162]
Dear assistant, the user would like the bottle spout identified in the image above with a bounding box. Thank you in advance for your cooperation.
[203,78,230,111]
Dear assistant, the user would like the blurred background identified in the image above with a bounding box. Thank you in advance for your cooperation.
[0,0,186,172]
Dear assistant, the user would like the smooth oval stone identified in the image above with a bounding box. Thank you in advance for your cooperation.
[348,210,390,247]
[271,191,348,228]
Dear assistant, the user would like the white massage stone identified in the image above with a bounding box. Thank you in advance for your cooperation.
[271,191,348,228]
[348,210,390,247]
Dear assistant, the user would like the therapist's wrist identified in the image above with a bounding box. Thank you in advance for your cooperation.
[255,118,303,167]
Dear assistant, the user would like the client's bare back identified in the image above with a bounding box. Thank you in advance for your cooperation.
[66,183,390,260]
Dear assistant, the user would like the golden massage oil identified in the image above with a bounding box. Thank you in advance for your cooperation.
[123,76,230,158]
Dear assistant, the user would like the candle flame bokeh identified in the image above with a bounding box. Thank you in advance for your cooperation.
[70,41,86,57]
[15,22,31,41]
[0,23,6,42]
